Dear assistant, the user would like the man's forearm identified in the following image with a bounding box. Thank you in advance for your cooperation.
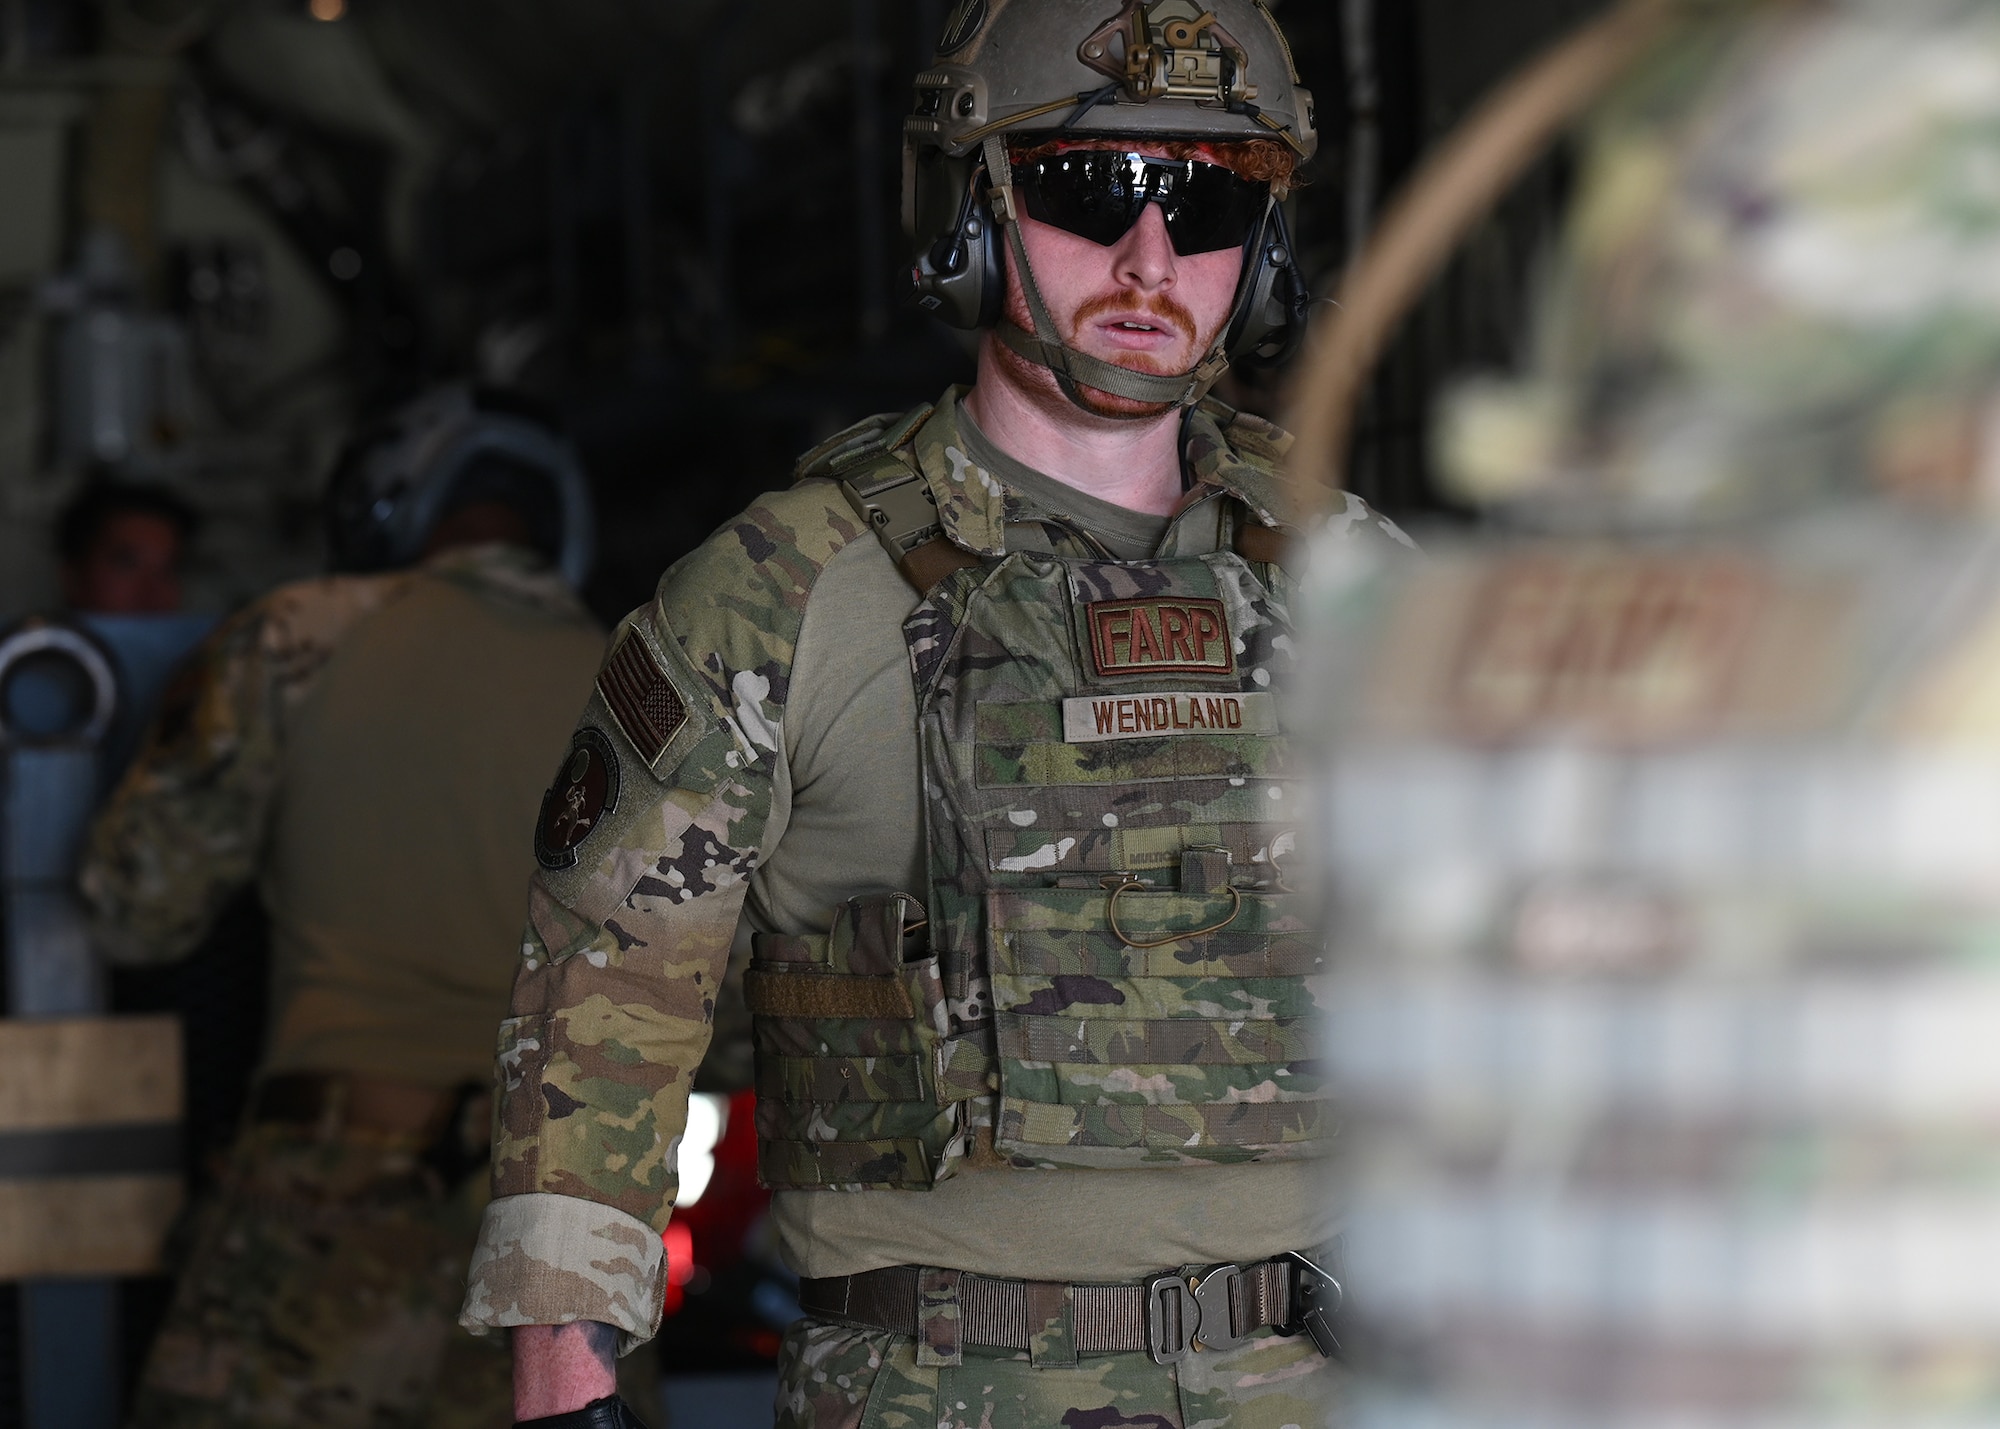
[511,1321,619,1420]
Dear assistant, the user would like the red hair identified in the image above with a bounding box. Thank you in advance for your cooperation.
[1008,136,1300,193]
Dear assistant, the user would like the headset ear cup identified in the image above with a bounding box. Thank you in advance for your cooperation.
[907,201,1002,329]
[1225,203,1310,368]
[905,151,1004,331]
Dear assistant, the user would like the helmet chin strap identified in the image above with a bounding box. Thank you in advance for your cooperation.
[981,135,1238,417]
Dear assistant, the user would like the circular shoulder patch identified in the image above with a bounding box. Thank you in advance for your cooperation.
[535,727,621,871]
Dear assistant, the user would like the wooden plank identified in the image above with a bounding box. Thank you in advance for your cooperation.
[0,1175,182,1278]
[0,1016,180,1130]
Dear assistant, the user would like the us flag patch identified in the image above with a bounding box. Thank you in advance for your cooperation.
[597,632,687,764]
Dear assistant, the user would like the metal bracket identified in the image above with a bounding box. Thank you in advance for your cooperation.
[1276,1250,1342,1359]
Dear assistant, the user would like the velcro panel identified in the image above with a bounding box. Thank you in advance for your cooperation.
[975,735,1295,788]
[974,700,1065,743]
[755,1053,929,1104]
[1003,1098,1326,1151]
[744,969,915,1020]
[997,1014,1311,1066]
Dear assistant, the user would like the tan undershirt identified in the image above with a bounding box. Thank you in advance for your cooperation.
[749,507,1333,1281]
[265,571,604,1086]
[956,407,1172,560]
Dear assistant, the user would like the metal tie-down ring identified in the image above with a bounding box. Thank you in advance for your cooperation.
[1106,878,1242,950]
[0,617,119,749]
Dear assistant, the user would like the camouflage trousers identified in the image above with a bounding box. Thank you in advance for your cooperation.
[127,1120,513,1429]
[773,1315,1336,1429]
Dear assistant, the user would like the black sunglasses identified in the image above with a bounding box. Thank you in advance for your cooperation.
[1009,151,1270,257]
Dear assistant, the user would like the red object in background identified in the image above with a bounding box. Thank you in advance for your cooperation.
[662,1223,695,1317]
[660,1089,770,1319]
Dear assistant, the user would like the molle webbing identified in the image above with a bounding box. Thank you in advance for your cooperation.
[744,515,1323,1189]
[748,894,985,1190]
[920,550,1324,1174]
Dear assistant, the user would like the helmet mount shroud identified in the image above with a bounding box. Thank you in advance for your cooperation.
[323,384,596,586]
[904,0,1315,413]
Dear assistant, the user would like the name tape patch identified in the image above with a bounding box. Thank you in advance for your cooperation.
[597,631,688,765]
[1087,597,1234,678]
[1063,691,1276,743]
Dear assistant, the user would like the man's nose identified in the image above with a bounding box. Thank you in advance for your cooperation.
[1111,202,1177,291]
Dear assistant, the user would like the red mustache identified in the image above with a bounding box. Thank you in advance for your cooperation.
[1072,291,1195,344]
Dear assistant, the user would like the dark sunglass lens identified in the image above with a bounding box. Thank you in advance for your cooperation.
[1160,163,1266,255]
[1017,154,1140,246]
[1014,153,1266,253]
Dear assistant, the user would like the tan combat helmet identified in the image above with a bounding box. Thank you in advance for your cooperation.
[904,0,1318,412]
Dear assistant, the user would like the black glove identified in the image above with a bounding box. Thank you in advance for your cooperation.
[514,1394,650,1429]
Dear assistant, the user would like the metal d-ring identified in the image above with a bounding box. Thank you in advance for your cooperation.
[1107,880,1242,950]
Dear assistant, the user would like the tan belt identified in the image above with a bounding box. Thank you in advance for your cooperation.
[251,1073,488,1143]
[798,1253,1338,1364]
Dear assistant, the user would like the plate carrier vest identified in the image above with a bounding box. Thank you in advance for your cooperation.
[746,410,1328,1190]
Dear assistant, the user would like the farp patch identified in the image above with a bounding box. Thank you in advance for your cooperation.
[1086,597,1235,678]
[535,727,620,870]
[597,630,688,765]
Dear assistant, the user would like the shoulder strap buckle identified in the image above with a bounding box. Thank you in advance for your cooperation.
[840,466,943,559]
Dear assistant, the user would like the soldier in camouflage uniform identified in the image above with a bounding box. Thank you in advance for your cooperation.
[81,388,608,1429]
[462,5,1410,1427]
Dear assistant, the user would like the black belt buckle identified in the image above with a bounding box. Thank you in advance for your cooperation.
[1146,1263,1248,1364]
[1189,1262,1248,1354]
[1275,1250,1342,1358]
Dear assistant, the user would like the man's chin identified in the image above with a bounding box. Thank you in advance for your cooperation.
[1069,346,1191,419]
[1070,385,1176,420]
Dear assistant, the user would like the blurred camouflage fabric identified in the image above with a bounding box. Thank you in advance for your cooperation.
[1438,0,2000,521]
[130,1123,515,1429]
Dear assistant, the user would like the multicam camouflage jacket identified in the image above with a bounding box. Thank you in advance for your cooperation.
[460,389,1414,1347]
[80,544,592,965]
